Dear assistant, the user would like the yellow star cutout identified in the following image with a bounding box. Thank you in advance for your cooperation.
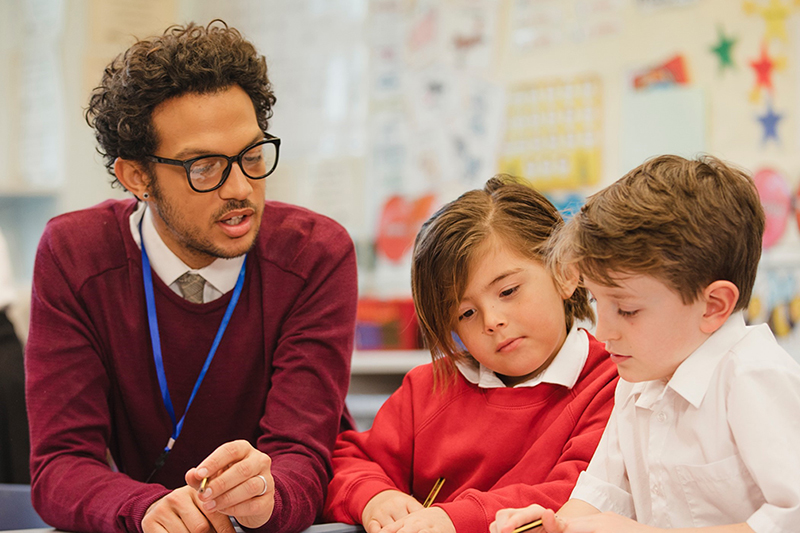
[743,0,794,43]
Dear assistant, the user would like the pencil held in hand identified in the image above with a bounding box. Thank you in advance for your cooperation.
[199,476,208,493]
[512,519,543,533]
[422,477,445,507]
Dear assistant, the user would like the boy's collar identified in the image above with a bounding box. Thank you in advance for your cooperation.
[626,312,749,410]
[666,311,748,407]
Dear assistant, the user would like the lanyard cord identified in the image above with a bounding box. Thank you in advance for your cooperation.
[139,219,247,482]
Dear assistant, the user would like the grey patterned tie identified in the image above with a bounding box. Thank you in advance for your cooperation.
[176,272,205,304]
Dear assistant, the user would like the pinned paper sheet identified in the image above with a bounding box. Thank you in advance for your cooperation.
[620,87,705,174]
[499,76,603,191]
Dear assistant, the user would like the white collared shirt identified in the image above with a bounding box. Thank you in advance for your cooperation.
[571,312,800,532]
[455,326,589,389]
[129,202,244,303]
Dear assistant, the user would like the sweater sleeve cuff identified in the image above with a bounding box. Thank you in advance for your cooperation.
[130,487,172,533]
[342,477,399,524]
[242,475,287,533]
[437,499,491,533]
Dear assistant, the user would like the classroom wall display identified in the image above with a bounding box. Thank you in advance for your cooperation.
[710,26,738,72]
[375,194,436,263]
[743,0,797,44]
[748,42,785,102]
[498,77,603,191]
[754,167,792,248]
[637,0,699,10]
[632,54,690,90]
[736,1,795,147]
[509,0,623,52]
[748,266,800,362]
[6,0,800,358]
[18,0,66,189]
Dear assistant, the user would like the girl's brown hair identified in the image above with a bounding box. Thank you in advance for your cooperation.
[411,175,594,385]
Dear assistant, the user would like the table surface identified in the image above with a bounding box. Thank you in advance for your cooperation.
[3,523,364,533]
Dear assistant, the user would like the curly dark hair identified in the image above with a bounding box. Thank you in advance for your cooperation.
[85,20,276,188]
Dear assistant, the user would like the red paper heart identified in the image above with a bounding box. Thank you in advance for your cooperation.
[376,194,436,262]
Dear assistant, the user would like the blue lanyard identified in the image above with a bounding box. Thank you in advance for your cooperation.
[139,219,246,478]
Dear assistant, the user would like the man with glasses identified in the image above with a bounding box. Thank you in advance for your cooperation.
[25,21,358,533]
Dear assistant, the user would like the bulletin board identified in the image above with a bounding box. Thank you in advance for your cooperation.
[175,0,800,357]
[3,0,800,355]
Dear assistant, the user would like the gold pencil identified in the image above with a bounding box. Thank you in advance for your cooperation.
[422,477,445,508]
[512,519,543,533]
[199,476,208,493]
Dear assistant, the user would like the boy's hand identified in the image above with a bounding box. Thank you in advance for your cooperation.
[378,506,455,533]
[491,504,552,533]
[551,512,658,532]
[362,489,424,533]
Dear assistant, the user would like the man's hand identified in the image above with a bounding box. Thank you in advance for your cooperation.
[362,489,424,533]
[185,440,275,529]
[142,485,235,533]
[378,506,456,533]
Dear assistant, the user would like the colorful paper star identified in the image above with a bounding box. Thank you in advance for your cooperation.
[749,42,786,102]
[710,26,737,71]
[743,0,794,43]
[758,101,783,143]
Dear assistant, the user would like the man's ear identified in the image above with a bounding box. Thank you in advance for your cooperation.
[558,265,580,300]
[114,157,150,201]
[700,280,739,334]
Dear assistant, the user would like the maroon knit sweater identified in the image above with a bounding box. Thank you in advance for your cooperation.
[25,199,358,533]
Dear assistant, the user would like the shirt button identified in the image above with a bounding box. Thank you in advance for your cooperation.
[656,411,667,423]
[652,483,661,495]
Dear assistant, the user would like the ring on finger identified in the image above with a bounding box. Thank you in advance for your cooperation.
[256,474,268,497]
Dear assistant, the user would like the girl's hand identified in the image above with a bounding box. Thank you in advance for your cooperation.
[378,506,456,533]
[362,489,424,533]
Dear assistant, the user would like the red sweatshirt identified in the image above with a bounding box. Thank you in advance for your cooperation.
[26,199,357,533]
[323,331,617,533]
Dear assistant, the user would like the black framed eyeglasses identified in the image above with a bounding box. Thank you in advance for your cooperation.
[146,135,281,193]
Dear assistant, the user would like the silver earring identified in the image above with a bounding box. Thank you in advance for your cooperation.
[142,192,150,200]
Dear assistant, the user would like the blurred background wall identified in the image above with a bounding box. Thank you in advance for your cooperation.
[1,0,800,362]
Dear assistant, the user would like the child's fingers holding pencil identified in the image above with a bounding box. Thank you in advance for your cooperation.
[491,504,548,533]
[512,519,542,533]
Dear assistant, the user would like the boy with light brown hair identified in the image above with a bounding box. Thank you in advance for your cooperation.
[491,155,800,532]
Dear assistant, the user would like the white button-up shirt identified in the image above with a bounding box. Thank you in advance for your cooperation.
[129,202,244,303]
[571,312,800,532]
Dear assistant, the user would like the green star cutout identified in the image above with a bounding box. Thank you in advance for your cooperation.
[711,26,737,71]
